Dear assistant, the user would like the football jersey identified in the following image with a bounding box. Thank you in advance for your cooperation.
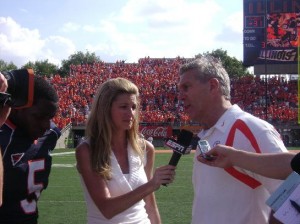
[0,120,61,224]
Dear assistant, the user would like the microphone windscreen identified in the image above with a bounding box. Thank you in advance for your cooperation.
[291,152,300,174]
[177,129,193,147]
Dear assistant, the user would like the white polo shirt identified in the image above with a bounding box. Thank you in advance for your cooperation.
[192,105,287,224]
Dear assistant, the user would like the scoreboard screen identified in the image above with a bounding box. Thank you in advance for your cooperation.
[243,0,299,67]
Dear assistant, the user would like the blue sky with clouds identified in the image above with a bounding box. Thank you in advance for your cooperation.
[0,0,243,67]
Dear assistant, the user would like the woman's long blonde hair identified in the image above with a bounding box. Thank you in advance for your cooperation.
[85,77,143,180]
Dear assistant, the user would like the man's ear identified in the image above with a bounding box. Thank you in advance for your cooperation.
[208,78,220,93]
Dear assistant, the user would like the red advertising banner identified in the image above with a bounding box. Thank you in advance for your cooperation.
[139,126,172,138]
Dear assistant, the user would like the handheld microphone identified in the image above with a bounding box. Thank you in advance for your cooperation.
[165,129,194,166]
[290,152,300,174]
[162,129,193,186]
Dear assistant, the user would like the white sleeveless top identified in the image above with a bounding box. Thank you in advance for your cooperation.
[79,143,151,224]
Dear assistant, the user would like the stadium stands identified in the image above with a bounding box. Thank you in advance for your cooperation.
[49,57,298,131]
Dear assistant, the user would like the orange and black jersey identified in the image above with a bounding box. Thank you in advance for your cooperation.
[0,120,61,224]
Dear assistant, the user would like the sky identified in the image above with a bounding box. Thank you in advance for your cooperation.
[0,0,244,67]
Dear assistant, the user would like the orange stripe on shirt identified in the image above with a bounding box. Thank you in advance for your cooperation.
[224,119,262,189]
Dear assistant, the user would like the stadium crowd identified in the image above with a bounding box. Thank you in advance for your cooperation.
[49,57,298,130]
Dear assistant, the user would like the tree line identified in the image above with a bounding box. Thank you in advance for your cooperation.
[0,49,251,78]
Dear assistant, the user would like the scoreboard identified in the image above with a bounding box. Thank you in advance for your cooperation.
[243,0,300,67]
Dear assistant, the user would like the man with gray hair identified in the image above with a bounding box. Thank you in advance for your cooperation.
[178,56,286,224]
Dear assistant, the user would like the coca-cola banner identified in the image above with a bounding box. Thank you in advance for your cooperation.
[139,126,172,138]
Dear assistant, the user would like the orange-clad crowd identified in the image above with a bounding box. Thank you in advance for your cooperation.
[49,57,297,130]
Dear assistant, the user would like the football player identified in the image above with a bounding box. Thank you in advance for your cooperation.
[0,75,60,224]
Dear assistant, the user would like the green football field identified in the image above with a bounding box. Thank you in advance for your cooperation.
[39,147,300,223]
[39,149,194,224]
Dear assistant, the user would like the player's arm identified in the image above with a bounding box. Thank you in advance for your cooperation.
[197,144,294,179]
[143,140,161,224]
[0,72,10,126]
[0,72,9,207]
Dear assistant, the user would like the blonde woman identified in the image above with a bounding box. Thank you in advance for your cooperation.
[76,77,175,224]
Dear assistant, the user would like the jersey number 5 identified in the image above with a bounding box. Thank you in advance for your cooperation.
[20,159,45,214]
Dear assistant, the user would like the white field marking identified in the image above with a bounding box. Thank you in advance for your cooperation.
[51,151,75,156]
[52,164,75,168]
[51,151,75,167]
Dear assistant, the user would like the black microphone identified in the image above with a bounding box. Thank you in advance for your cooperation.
[162,129,193,186]
[165,129,194,166]
[290,152,300,174]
